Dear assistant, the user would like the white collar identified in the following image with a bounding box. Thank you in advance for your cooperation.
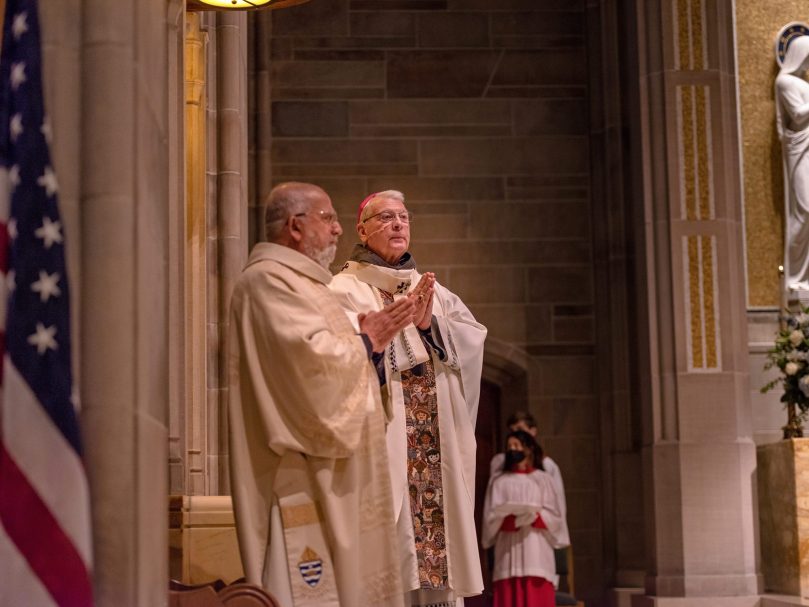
[246,242,333,285]
[339,260,416,294]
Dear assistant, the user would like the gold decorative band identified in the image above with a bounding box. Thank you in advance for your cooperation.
[677,84,714,221]
[684,235,721,371]
[675,0,706,70]
[281,502,321,529]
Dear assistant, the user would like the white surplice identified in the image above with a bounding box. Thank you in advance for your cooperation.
[227,243,404,607]
[330,261,487,600]
[481,470,569,584]
[489,452,567,518]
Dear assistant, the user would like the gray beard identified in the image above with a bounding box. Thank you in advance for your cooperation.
[303,241,337,269]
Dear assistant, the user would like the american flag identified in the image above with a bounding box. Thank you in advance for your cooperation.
[0,0,93,605]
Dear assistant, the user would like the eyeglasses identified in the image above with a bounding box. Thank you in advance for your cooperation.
[362,210,413,224]
[294,210,340,225]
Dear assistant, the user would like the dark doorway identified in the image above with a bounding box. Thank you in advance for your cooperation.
[466,379,502,607]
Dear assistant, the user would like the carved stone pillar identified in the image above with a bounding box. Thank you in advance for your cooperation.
[172,10,248,498]
[185,11,208,496]
[588,0,646,592]
[210,10,249,495]
[632,0,761,604]
[80,0,177,603]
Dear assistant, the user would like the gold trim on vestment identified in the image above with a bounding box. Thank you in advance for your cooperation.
[281,502,321,529]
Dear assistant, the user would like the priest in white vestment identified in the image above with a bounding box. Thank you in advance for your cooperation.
[482,430,569,607]
[330,190,487,607]
[228,182,416,607]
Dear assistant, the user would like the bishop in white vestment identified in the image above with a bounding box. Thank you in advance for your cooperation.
[330,190,487,607]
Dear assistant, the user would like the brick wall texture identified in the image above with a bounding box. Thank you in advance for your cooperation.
[264,0,602,599]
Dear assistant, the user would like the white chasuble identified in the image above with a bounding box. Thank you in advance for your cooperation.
[330,261,487,600]
[228,243,404,607]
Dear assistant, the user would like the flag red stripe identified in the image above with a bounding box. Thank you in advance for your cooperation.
[0,331,5,391]
[0,442,92,607]
[0,223,8,272]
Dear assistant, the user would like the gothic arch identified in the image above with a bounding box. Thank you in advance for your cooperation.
[482,337,530,422]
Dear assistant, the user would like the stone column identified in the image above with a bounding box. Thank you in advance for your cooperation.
[632,0,760,605]
[80,0,176,604]
[588,0,646,593]
[171,9,247,498]
[185,11,208,496]
[40,0,82,381]
[210,10,248,494]
[168,1,188,497]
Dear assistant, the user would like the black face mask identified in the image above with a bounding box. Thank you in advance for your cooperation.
[504,449,526,469]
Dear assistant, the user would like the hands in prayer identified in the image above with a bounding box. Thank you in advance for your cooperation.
[409,272,435,330]
[359,297,416,353]
[359,273,433,353]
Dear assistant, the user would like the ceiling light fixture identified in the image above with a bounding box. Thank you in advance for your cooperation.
[187,0,310,10]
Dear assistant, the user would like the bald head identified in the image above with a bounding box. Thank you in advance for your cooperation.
[264,182,328,242]
[261,181,343,268]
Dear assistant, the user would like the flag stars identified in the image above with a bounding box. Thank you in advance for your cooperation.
[31,271,61,302]
[12,12,28,40]
[7,219,17,241]
[34,217,62,249]
[8,165,20,191]
[70,387,81,412]
[10,113,23,142]
[41,117,52,144]
[36,166,58,197]
[10,61,26,91]
[27,322,58,355]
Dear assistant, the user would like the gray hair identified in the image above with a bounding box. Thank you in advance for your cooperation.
[263,182,318,241]
[359,189,406,222]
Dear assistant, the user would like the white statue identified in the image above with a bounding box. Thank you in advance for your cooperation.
[776,34,809,292]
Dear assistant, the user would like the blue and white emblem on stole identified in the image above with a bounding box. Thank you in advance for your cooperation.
[298,547,323,587]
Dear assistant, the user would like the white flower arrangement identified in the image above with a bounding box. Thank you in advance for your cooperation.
[762,307,809,424]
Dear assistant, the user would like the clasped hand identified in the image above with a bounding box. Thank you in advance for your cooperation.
[358,297,415,354]
[408,272,435,330]
[358,272,435,353]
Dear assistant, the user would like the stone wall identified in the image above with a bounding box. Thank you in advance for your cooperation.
[261,0,604,599]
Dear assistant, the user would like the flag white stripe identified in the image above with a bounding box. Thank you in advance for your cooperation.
[0,270,7,329]
[0,524,57,607]
[2,356,93,567]
[0,165,10,222]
